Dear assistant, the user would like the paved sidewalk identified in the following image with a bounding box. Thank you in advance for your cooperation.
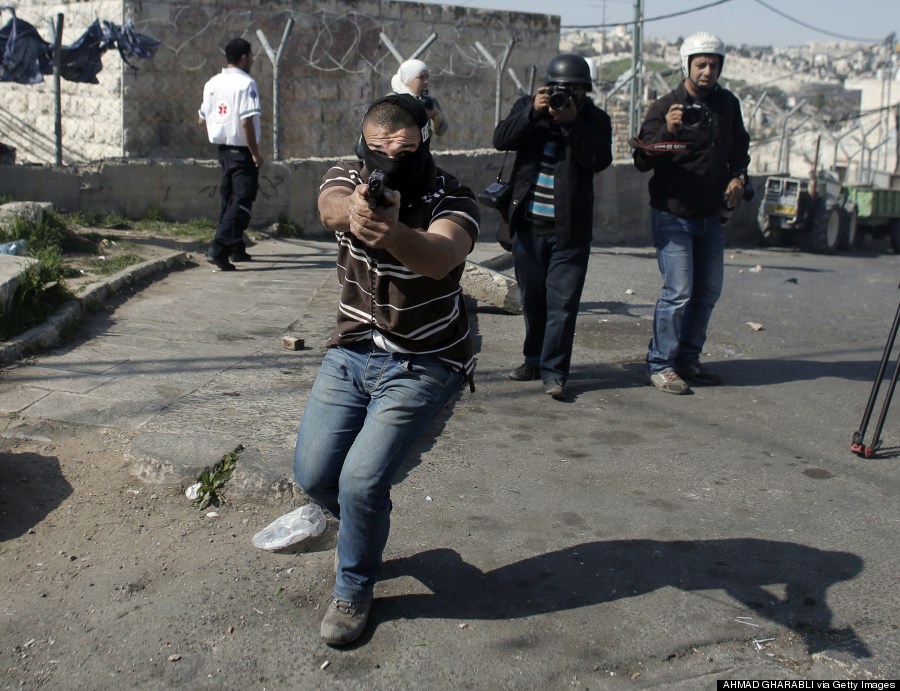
[0,237,344,497]
[0,236,515,498]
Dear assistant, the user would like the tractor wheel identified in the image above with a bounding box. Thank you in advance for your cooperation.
[802,198,840,254]
[890,220,900,254]
[838,201,858,251]
[757,203,782,246]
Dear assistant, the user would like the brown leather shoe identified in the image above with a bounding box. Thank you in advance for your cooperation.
[320,597,372,646]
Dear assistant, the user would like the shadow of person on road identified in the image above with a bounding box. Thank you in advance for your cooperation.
[376,538,869,657]
[571,358,884,394]
[0,450,73,541]
[705,358,883,387]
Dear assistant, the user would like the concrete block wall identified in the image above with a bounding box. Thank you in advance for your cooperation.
[119,0,559,161]
[0,1,126,163]
[0,157,765,248]
[1,0,558,163]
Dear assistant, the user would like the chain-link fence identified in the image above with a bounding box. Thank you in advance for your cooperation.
[2,1,560,164]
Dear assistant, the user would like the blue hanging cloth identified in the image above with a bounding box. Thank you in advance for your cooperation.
[0,9,159,85]
[0,13,52,84]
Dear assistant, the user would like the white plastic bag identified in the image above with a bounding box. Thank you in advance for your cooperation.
[252,503,326,551]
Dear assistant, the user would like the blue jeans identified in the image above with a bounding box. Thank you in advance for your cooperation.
[647,209,724,373]
[512,231,591,383]
[293,341,464,603]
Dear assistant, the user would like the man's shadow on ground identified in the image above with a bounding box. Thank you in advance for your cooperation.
[0,451,72,541]
[374,538,869,657]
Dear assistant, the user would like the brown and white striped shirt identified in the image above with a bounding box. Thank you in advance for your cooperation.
[319,160,481,379]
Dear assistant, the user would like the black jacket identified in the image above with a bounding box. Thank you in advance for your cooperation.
[633,81,750,218]
[493,95,612,248]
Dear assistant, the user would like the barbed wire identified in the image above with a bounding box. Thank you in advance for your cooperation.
[129,7,525,78]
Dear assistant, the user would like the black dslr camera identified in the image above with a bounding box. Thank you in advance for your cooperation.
[681,102,710,129]
[367,169,387,209]
[547,84,575,110]
[418,89,434,110]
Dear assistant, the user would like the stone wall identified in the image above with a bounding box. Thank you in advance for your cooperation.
[4,0,559,163]
[0,156,766,248]
[0,1,126,163]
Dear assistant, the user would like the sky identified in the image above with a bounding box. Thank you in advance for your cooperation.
[398,0,900,48]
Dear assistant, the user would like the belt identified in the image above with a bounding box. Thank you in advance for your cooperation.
[518,217,556,235]
[217,144,249,152]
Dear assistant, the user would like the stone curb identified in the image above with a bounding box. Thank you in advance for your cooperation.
[0,251,190,367]
[126,433,301,502]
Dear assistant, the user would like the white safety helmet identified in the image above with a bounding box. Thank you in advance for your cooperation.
[679,31,726,77]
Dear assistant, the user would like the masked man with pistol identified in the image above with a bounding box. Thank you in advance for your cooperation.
[493,54,612,401]
[293,94,480,646]
[633,32,751,395]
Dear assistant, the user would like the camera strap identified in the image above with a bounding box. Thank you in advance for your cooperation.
[629,137,692,155]
[495,151,510,183]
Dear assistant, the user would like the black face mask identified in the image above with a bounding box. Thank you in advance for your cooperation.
[361,138,430,203]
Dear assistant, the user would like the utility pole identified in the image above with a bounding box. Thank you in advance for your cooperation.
[628,0,644,140]
[52,13,64,166]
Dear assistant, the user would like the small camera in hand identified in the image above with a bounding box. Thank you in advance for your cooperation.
[367,169,387,209]
[418,90,434,110]
[548,84,575,110]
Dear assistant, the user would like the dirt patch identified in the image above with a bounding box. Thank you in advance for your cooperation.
[62,228,208,294]
[0,419,321,688]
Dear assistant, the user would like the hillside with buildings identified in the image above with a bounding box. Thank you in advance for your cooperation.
[563,29,900,181]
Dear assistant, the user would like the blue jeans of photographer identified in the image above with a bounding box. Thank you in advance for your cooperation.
[293,341,463,603]
[647,209,725,374]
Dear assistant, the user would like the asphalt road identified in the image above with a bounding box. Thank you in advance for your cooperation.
[1,232,898,687]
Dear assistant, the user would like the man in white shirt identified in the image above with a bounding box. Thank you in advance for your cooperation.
[198,38,263,271]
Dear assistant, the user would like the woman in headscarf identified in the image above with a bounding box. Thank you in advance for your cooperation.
[390,59,448,136]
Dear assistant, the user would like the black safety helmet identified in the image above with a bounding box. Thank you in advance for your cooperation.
[545,53,593,92]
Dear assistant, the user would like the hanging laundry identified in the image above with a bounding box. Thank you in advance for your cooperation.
[0,15,52,84]
[0,8,158,85]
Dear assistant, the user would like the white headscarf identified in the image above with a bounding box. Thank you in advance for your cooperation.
[391,59,429,96]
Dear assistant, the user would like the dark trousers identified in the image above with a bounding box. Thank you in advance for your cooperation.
[209,146,258,259]
[512,230,591,384]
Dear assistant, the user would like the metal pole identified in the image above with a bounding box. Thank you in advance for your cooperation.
[409,33,438,61]
[52,13,64,166]
[505,67,526,97]
[379,33,404,64]
[496,40,514,126]
[257,17,295,161]
[778,100,805,174]
[474,41,515,126]
[894,105,899,175]
[628,0,644,140]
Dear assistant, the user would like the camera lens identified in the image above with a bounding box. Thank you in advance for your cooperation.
[681,105,706,128]
[549,91,569,109]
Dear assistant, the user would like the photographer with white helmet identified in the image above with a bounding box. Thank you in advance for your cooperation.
[633,32,751,395]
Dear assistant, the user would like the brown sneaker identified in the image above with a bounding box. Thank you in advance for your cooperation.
[649,368,691,395]
[320,597,372,646]
[675,362,721,386]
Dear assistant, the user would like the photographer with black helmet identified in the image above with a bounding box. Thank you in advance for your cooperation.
[633,31,751,395]
[493,53,613,401]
